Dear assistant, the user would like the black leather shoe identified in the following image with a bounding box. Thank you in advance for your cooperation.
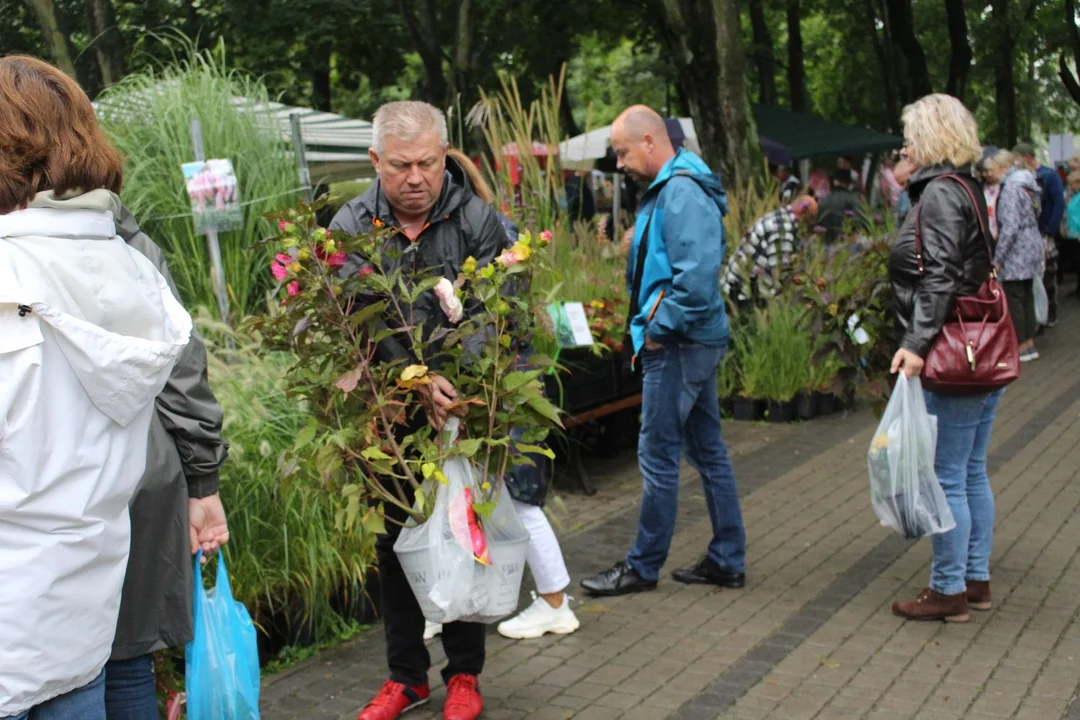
[672,556,745,588]
[580,561,657,596]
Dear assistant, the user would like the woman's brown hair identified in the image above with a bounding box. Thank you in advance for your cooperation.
[0,55,123,214]
[447,148,493,204]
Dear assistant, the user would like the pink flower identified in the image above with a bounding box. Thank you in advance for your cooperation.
[271,253,292,281]
[539,230,553,244]
[327,252,347,269]
[358,266,374,277]
[433,278,463,323]
[286,281,301,296]
[278,220,288,231]
[497,249,518,267]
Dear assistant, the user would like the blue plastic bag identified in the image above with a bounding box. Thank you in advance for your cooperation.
[185,551,261,719]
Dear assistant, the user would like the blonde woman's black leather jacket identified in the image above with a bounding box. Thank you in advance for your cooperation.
[888,164,993,357]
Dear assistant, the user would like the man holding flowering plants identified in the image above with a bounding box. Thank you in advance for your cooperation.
[328,101,510,720]
[581,106,748,597]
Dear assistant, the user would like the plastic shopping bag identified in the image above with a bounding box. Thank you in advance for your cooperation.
[1033,275,1049,326]
[395,419,529,624]
[185,551,261,720]
[867,374,955,539]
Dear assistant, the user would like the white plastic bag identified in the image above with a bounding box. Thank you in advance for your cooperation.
[867,375,955,538]
[1033,275,1049,326]
[394,419,529,624]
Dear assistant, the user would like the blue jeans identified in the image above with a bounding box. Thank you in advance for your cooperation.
[626,343,746,581]
[2,672,105,720]
[924,388,1004,596]
[104,655,160,720]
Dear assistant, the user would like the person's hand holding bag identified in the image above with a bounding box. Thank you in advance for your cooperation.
[189,493,230,562]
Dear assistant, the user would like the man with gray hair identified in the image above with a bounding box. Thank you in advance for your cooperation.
[330,100,508,720]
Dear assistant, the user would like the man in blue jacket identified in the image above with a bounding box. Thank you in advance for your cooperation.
[581,106,746,596]
[1015,142,1066,325]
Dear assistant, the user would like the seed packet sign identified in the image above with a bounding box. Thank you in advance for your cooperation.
[182,159,242,235]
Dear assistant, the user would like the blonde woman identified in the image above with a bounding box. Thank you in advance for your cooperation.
[889,95,1003,623]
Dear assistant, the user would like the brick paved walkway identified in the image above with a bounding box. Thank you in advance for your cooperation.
[262,290,1080,720]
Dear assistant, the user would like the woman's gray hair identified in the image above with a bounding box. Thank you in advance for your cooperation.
[371,101,447,153]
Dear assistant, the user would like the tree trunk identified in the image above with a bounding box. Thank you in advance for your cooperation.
[992,0,1017,146]
[448,0,474,110]
[943,0,972,100]
[87,0,125,87]
[398,0,447,107]
[885,0,933,101]
[660,0,758,186]
[1060,0,1080,106]
[864,0,899,130]
[749,0,778,105]
[786,0,809,112]
[24,0,79,79]
[311,40,333,112]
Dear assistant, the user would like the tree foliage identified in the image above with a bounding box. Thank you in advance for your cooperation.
[6,0,1080,183]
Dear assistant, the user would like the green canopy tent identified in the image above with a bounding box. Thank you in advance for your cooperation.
[750,104,902,160]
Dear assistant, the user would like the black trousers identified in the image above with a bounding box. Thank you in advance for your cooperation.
[378,471,485,686]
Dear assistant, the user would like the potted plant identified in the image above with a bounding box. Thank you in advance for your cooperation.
[751,302,812,423]
[731,319,766,421]
[254,201,564,621]
[716,347,740,416]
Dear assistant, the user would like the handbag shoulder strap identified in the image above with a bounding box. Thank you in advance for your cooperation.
[914,173,994,274]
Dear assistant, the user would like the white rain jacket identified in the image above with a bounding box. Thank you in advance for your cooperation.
[0,190,192,716]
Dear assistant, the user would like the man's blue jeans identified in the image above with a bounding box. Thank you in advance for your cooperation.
[924,388,1004,596]
[2,671,105,720]
[626,343,746,582]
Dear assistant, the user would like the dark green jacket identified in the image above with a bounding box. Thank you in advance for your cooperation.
[111,207,228,660]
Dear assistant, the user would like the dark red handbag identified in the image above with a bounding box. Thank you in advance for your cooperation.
[914,174,1020,395]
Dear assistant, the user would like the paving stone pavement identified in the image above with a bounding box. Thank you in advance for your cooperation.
[262,290,1080,720]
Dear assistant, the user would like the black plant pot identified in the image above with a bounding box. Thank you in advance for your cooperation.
[766,400,797,423]
[720,396,735,417]
[814,391,837,415]
[796,392,819,420]
[732,397,766,422]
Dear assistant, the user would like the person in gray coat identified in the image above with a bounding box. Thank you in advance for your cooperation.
[106,208,230,720]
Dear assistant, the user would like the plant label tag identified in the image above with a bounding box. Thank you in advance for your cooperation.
[563,302,595,347]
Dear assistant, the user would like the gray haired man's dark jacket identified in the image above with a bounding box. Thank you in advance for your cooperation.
[111,207,229,659]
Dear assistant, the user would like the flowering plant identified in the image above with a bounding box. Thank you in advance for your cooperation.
[250,201,562,529]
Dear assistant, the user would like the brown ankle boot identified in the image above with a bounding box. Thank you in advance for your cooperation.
[892,588,969,622]
[966,580,992,611]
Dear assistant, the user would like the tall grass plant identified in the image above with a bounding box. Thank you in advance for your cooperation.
[202,315,375,642]
[97,39,299,319]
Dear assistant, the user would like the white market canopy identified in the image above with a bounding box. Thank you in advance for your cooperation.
[559,119,702,170]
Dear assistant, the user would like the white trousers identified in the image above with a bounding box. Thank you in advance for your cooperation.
[511,499,571,594]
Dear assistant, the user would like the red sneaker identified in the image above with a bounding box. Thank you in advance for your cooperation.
[443,675,483,720]
[357,680,430,720]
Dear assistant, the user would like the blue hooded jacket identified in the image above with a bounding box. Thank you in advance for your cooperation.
[626,149,730,354]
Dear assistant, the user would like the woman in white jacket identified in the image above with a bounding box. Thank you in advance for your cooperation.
[0,56,191,720]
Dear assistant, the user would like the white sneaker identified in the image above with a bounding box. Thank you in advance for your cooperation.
[497,592,580,640]
[423,621,442,640]
[1020,348,1040,362]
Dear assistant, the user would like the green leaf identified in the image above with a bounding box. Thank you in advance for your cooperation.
[526,396,564,427]
[457,438,483,457]
[421,462,437,479]
[361,446,393,461]
[472,500,498,519]
[295,420,318,448]
[502,370,542,392]
[348,301,389,329]
[361,508,387,535]
[515,443,556,459]
[345,495,360,529]
[413,490,427,515]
